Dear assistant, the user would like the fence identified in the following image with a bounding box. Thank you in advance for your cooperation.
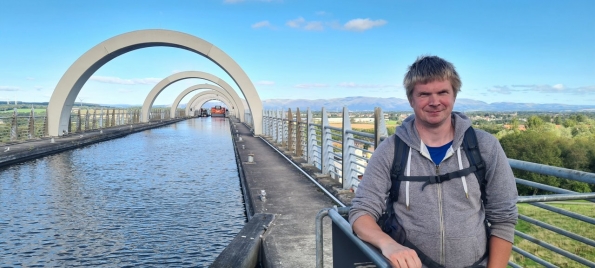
[0,107,187,143]
[262,107,595,267]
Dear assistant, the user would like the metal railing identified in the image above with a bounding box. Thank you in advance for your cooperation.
[263,107,387,190]
[0,107,190,143]
[261,106,595,267]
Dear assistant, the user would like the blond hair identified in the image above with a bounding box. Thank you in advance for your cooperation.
[403,55,461,101]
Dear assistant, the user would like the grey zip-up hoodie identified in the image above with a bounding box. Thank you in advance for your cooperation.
[349,112,518,267]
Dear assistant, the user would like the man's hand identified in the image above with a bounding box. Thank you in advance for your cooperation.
[353,215,422,268]
[380,242,422,268]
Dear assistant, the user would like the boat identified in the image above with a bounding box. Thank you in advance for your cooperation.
[211,105,227,117]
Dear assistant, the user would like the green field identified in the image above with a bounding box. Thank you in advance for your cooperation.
[512,202,595,267]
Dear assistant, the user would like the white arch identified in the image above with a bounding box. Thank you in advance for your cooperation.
[185,90,233,115]
[190,93,233,115]
[47,29,262,136]
[170,83,239,118]
[142,71,246,123]
[193,98,231,112]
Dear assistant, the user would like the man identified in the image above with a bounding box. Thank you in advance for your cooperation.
[349,55,518,268]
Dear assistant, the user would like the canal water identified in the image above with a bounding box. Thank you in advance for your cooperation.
[0,118,246,267]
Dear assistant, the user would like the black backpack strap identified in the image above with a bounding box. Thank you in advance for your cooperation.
[379,135,409,234]
[462,127,487,204]
[389,135,409,202]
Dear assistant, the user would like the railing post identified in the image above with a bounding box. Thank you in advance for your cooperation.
[279,111,283,144]
[321,107,330,175]
[99,108,104,128]
[112,109,116,126]
[76,109,82,133]
[11,108,18,141]
[271,111,276,141]
[374,107,388,149]
[106,109,111,127]
[28,107,35,139]
[84,109,89,132]
[281,110,287,147]
[296,108,303,157]
[264,110,269,137]
[287,108,294,152]
[92,109,97,129]
[307,107,314,165]
[342,107,354,189]
[43,109,49,137]
[67,113,72,134]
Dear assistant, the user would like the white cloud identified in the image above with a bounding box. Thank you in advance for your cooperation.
[90,76,162,85]
[343,18,387,32]
[338,82,399,88]
[487,86,514,95]
[304,21,324,31]
[287,17,305,28]
[315,11,327,16]
[0,86,20,91]
[294,83,328,89]
[552,84,565,90]
[257,81,275,85]
[252,20,273,29]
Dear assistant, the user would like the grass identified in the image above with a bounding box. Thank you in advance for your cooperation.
[511,202,595,267]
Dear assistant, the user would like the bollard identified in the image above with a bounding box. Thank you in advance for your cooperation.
[239,136,243,141]
[248,154,254,163]
[50,138,55,143]
[260,190,267,201]
[242,144,245,150]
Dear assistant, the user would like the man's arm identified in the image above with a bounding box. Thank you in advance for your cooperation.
[352,214,422,268]
[487,235,512,268]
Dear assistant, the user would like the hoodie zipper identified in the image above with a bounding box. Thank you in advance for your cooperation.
[436,164,445,265]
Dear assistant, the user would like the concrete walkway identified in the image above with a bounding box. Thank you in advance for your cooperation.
[233,121,338,267]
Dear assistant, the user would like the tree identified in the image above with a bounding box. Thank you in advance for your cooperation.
[526,115,544,129]
[500,130,563,195]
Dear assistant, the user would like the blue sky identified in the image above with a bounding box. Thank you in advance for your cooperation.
[0,0,593,107]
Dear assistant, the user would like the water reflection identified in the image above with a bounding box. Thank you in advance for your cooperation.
[0,118,246,267]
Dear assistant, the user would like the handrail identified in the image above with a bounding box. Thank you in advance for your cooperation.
[509,159,595,184]
[263,107,595,268]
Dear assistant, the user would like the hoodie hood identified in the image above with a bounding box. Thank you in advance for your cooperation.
[395,111,472,151]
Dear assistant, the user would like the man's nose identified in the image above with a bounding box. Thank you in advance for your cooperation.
[429,94,439,105]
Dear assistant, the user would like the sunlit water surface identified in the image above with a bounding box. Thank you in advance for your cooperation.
[0,118,246,267]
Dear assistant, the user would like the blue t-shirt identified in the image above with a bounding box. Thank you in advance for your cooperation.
[426,141,453,165]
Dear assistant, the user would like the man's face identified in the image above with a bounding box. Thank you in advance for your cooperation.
[409,79,455,128]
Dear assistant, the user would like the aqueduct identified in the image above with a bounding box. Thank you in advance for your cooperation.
[47,29,262,136]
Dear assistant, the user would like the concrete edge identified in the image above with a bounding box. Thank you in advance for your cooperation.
[210,213,276,268]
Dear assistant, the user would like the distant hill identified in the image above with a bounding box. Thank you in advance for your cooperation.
[262,97,595,112]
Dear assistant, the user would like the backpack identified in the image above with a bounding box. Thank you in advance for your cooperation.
[378,126,488,268]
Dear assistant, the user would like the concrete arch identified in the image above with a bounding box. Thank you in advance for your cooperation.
[189,92,233,115]
[188,94,228,115]
[185,90,233,116]
[171,83,239,118]
[47,29,262,136]
[193,98,231,113]
[142,71,247,123]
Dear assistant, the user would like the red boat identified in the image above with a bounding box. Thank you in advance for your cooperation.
[211,105,227,117]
